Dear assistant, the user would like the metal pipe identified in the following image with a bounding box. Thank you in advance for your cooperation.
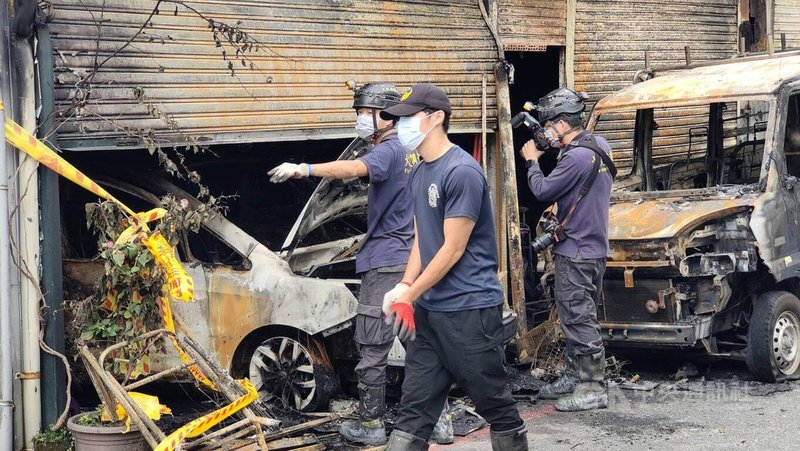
[0,94,14,451]
[15,36,41,448]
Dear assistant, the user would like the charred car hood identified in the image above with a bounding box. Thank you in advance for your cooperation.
[609,189,759,241]
[282,137,372,250]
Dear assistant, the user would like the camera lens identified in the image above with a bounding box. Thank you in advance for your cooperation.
[531,233,555,253]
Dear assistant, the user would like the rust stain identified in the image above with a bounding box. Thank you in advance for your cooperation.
[208,269,270,370]
[608,197,755,241]
[594,55,800,113]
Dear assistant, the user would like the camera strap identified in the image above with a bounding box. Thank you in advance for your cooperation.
[559,134,616,228]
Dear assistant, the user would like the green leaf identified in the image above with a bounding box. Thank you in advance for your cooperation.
[111,251,125,267]
[80,330,95,341]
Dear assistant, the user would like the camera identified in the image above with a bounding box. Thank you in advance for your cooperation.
[511,101,552,151]
[531,218,568,253]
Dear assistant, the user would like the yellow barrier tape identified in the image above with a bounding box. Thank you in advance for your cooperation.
[158,286,217,390]
[115,208,168,245]
[4,118,135,216]
[144,232,194,302]
[154,379,258,451]
[101,391,172,433]
[0,117,239,396]
[3,117,254,424]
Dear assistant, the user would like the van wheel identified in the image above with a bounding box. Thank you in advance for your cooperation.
[746,291,800,382]
[248,336,335,411]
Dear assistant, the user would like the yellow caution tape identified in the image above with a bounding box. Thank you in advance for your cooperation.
[158,286,217,390]
[101,391,172,433]
[154,379,258,451]
[115,208,168,245]
[4,117,135,216]
[3,114,257,437]
[144,232,194,302]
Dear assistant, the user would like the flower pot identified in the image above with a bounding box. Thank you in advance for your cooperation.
[34,440,71,451]
[67,413,148,451]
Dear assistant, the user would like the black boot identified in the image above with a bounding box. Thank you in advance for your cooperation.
[555,350,608,412]
[339,382,387,445]
[539,345,578,400]
[431,399,454,444]
[490,424,528,451]
[385,430,429,451]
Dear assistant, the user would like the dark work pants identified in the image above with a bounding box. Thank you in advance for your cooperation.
[554,253,606,356]
[354,265,405,386]
[394,305,522,440]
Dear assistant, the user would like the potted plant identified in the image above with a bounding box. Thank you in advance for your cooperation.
[33,427,73,451]
[66,409,147,451]
[67,195,225,450]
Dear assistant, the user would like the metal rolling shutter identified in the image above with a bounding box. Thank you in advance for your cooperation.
[575,0,738,171]
[48,0,499,151]
[775,0,800,49]
[498,0,567,51]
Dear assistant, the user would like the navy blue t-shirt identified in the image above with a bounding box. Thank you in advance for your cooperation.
[356,134,419,273]
[410,145,504,312]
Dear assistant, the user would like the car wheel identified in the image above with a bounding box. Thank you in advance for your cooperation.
[248,336,334,411]
[746,290,800,382]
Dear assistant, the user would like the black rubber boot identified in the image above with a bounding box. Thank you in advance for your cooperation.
[555,350,609,412]
[490,424,529,451]
[339,382,387,445]
[385,430,430,451]
[431,399,454,444]
[539,346,578,400]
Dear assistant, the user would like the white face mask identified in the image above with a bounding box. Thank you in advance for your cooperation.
[397,112,435,150]
[544,126,561,148]
[355,114,375,140]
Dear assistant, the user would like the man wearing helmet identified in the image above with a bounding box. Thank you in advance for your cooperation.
[519,87,614,412]
[268,82,451,446]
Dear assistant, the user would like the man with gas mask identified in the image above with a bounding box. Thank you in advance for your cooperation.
[519,88,615,412]
[268,82,452,446]
[381,83,527,451]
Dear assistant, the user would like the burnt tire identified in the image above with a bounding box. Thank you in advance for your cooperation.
[746,291,800,382]
[247,336,336,411]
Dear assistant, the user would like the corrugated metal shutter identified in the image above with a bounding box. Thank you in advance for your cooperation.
[575,0,738,172]
[775,0,800,49]
[498,0,566,51]
[48,0,498,151]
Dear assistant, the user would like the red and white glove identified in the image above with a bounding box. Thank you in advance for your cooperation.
[382,282,410,314]
[385,302,416,341]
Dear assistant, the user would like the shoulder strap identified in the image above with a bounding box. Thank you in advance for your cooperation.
[569,134,617,196]
[571,134,617,179]
[560,135,616,227]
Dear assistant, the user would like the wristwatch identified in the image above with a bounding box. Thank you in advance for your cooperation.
[525,159,538,168]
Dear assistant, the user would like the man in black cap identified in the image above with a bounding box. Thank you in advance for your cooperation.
[268,82,452,446]
[381,83,527,451]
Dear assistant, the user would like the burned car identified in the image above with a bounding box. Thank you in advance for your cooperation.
[64,138,516,410]
[535,53,800,381]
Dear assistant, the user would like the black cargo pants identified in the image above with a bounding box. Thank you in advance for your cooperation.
[554,253,606,356]
[394,304,522,440]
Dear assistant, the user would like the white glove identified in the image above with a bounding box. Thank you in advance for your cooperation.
[383,283,410,314]
[268,162,310,183]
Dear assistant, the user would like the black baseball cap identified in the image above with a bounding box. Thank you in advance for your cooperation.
[380,82,452,120]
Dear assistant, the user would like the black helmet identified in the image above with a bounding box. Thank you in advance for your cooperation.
[351,81,401,110]
[534,88,588,123]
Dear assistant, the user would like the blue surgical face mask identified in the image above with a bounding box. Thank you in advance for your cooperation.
[355,114,375,140]
[397,112,435,150]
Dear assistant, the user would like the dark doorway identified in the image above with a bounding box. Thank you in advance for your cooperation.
[506,48,561,326]
[507,48,561,232]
